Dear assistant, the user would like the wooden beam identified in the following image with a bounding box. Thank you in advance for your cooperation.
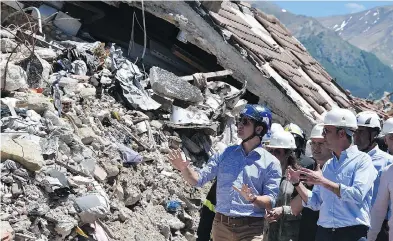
[180,69,233,81]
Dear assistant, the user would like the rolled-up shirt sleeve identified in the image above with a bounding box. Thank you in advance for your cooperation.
[340,156,377,204]
[303,185,322,211]
[367,167,391,241]
[262,161,282,208]
[195,152,222,187]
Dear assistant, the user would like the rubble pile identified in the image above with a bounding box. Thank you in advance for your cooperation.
[0,18,246,241]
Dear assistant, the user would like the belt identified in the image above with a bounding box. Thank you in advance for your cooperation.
[321,225,368,232]
[215,213,264,226]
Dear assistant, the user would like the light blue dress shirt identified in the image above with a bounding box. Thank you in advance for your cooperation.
[369,145,393,206]
[369,145,393,219]
[196,145,282,217]
[303,145,377,228]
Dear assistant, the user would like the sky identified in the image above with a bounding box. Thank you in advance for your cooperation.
[270,1,392,17]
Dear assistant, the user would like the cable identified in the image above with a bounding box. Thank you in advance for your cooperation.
[141,0,147,60]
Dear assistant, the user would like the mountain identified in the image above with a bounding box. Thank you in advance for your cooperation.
[318,5,393,69]
[252,2,393,99]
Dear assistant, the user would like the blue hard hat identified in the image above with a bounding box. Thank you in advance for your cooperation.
[240,104,272,131]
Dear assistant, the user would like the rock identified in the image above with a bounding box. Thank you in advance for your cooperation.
[66,113,83,127]
[94,165,107,182]
[78,85,96,98]
[1,38,19,53]
[11,182,23,196]
[0,221,14,241]
[26,110,41,122]
[159,223,171,239]
[68,176,95,186]
[35,47,58,61]
[114,184,124,201]
[167,217,185,231]
[100,75,112,85]
[11,217,31,233]
[102,162,119,177]
[78,127,97,145]
[149,67,203,103]
[71,60,87,75]
[136,121,147,134]
[124,187,142,206]
[75,193,110,223]
[1,134,44,171]
[15,93,54,115]
[118,207,130,222]
[1,175,13,184]
[54,215,77,237]
[0,62,28,91]
[0,29,15,39]
[150,120,163,130]
[91,141,103,151]
[184,232,197,241]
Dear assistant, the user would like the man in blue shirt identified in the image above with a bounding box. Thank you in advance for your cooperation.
[355,111,393,241]
[168,104,281,241]
[288,108,378,241]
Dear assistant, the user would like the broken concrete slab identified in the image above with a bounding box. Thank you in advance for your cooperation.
[54,12,82,36]
[149,66,203,103]
[0,62,28,91]
[170,105,211,125]
[1,134,44,171]
[124,187,142,206]
[94,164,107,182]
[1,38,19,53]
[14,92,55,115]
[115,60,161,111]
[75,193,110,223]
[78,127,97,145]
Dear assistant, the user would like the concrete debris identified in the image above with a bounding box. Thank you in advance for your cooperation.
[1,38,19,53]
[0,19,250,241]
[1,134,44,171]
[0,62,28,91]
[149,67,204,103]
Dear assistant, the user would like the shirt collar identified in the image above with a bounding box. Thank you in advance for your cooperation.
[333,145,358,161]
[237,144,263,157]
[368,145,380,156]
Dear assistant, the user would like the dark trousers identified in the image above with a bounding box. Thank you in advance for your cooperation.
[376,220,389,241]
[315,225,368,241]
[196,205,215,241]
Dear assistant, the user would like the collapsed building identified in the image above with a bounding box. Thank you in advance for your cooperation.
[1,1,392,241]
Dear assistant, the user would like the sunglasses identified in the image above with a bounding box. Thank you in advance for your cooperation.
[268,148,284,156]
[237,117,253,126]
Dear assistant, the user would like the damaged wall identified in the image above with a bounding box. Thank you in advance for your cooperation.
[124,1,315,132]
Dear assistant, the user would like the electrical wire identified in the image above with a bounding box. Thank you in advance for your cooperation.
[141,0,146,60]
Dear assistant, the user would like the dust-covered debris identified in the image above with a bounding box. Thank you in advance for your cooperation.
[0,5,244,241]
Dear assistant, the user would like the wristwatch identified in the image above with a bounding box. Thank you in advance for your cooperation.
[292,181,300,187]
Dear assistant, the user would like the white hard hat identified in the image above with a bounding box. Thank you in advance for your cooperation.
[305,140,312,157]
[284,123,304,138]
[323,108,357,130]
[271,123,284,135]
[382,118,393,136]
[310,124,324,139]
[356,111,381,129]
[265,131,297,149]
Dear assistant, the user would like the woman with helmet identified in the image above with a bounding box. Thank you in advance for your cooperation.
[263,130,300,241]
[168,104,282,241]
[284,123,312,167]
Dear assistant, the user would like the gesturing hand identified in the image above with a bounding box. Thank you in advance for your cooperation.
[167,149,190,172]
[299,164,324,185]
[266,207,284,223]
[287,166,301,183]
[233,184,257,202]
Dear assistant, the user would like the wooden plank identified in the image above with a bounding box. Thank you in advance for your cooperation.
[180,69,233,81]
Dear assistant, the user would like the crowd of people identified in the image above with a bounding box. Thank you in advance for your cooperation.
[168,104,393,241]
